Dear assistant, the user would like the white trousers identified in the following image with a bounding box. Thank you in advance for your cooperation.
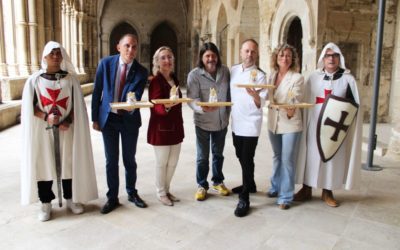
[153,143,181,197]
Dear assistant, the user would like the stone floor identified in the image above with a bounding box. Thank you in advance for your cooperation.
[0,93,399,250]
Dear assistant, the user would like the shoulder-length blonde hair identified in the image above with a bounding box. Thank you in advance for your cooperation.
[152,46,175,76]
[270,44,300,72]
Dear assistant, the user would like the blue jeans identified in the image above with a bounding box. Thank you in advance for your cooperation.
[195,126,227,189]
[268,130,300,205]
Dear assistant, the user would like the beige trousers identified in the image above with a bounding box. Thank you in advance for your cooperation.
[153,143,181,197]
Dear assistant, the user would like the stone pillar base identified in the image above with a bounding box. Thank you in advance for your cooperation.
[386,127,400,160]
[0,76,27,101]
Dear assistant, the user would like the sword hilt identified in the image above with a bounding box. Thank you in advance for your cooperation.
[45,112,61,130]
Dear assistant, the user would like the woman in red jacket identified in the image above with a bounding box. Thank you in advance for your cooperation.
[147,46,184,206]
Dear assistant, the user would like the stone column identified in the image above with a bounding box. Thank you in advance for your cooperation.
[61,1,66,44]
[86,16,91,69]
[101,32,109,59]
[43,0,53,42]
[27,0,39,72]
[0,0,8,76]
[65,4,71,54]
[93,17,98,68]
[53,0,61,42]
[2,0,18,76]
[87,16,93,72]
[14,0,30,75]
[78,11,85,73]
[91,17,98,77]
[90,0,97,79]
[387,124,400,160]
[36,0,45,56]
[71,8,78,72]
[386,1,400,160]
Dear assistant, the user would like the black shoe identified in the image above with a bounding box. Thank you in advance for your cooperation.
[100,199,120,214]
[232,185,257,194]
[267,191,278,198]
[128,193,147,208]
[232,186,243,194]
[234,199,250,217]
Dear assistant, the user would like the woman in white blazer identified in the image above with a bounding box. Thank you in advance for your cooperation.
[267,44,304,209]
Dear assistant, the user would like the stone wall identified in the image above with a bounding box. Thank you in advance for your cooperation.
[318,0,398,122]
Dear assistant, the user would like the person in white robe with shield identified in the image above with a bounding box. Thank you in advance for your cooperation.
[21,41,98,221]
[294,42,362,207]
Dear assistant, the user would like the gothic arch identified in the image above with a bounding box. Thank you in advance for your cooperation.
[271,2,314,47]
[270,0,316,74]
[109,22,138,56]
[149,21,178,75]
[286,17,303,72]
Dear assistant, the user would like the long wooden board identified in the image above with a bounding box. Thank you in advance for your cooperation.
[151,98,193,104]
[235,84,275,89]
[269,103,314,109]
[110,101,154,111]
[196,102,233,107]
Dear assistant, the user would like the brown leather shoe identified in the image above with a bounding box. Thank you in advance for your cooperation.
[321,189,339,207]
[293,185,312,201]
[279,204,290,210]
[158,195,173,206]
[167,193,180,202]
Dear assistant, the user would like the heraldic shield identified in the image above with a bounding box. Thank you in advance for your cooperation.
[316,94,359,162]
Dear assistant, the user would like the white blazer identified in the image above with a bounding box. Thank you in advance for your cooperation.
[267,70,304,134]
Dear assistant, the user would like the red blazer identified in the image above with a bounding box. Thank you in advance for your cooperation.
[147,72,184,145]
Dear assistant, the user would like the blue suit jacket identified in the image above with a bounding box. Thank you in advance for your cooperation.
[91,55,149,129]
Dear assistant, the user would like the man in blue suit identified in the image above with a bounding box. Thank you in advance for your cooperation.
[92,33,148,214]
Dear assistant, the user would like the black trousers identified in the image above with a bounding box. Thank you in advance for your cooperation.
[232,133,259,202]
[37,179,72,203]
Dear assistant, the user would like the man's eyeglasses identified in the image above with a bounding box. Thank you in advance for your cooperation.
[324,53,340,59]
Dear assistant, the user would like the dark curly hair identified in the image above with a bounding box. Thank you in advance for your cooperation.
[197,42,222,69]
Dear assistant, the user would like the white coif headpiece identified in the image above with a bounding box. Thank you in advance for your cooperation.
[41,41,76,74]
[317,42,347,70]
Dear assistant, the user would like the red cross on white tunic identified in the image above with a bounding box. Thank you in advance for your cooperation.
[316,88,332,104]
[40,88,69,116]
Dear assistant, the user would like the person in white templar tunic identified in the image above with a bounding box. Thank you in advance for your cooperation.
[294,42,362,207]
[21,41,98,222]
